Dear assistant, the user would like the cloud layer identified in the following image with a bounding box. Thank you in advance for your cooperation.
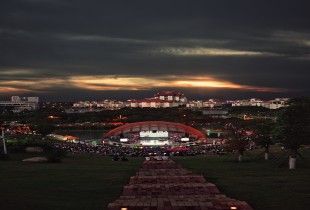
[0,0,309,101]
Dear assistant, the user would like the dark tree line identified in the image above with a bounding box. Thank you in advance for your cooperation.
[274,98,310,169]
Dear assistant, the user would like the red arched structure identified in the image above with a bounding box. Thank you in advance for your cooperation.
[104,121,206,139]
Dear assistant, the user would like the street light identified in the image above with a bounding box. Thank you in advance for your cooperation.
[1,129,7,155]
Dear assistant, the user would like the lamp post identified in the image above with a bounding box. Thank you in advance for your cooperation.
[1,129,7,155]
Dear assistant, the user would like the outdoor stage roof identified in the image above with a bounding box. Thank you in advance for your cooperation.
[104,121,206,139]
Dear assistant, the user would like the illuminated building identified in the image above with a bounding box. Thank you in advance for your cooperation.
[231,98,289,109]
[0,96,39,113]
[70,91,289,110]
[71,91,188,109]
[104,121,206,146]
[153,91,187,103]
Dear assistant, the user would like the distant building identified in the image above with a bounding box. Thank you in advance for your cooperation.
[70,91,289,111]
[186,97,289,110]
[71,91,188,110]
[261,98,290,109]
[186,99,224,109]
[0,96,39,113]
[123,99,181,108]
[231,100,251,107]
[186,100,203,108]
[231,98,289,109]
[154,91,187,104]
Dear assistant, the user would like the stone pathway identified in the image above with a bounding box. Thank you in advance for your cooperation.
[107,160,253,210]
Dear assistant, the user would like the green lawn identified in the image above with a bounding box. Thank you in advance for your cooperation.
[0,148,309,210]
[0,153,143,210]
[174,148,310,210]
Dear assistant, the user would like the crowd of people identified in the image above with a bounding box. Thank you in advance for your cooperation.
[51,142,228,157]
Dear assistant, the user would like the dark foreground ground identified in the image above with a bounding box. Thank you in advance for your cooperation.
[0,147,309,210]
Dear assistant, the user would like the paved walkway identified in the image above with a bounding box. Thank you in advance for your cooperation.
[108,160,253,210]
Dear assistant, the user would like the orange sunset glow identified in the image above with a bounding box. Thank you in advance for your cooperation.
[0,75,287,94]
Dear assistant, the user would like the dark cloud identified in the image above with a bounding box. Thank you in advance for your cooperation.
[0,0,309,101]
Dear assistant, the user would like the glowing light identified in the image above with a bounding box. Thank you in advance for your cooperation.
[68,75,273,91]
[174,80,242,89]
[0,69,36,75]
[69,76,159,90]
[0,72,290,94]
[160,47,276,57]
[47,116,60,119]
[0,79,67,94]
[0,86,30,93]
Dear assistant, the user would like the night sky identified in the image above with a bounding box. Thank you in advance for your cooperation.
[1,0,309,101]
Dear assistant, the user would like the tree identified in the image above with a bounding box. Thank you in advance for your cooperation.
[36,124,55,138]
[251,120,275,160]
[225,139,249,162]
[275,98,310,169]
[225,124,249,162]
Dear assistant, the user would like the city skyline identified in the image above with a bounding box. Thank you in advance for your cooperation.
[1,0,309,101]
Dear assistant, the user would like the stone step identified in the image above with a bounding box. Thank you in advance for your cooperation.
[107,160,253,210]
[108,196,252,210]
[136,169,194,176]
[122,183,220,196]
[119,194,229,199]
[129,175,206,184]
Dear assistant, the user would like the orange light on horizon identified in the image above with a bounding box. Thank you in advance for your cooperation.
[0,74,290,94]
[174,80,242,89]
[47,116,61,119]
[68,75,286,93]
